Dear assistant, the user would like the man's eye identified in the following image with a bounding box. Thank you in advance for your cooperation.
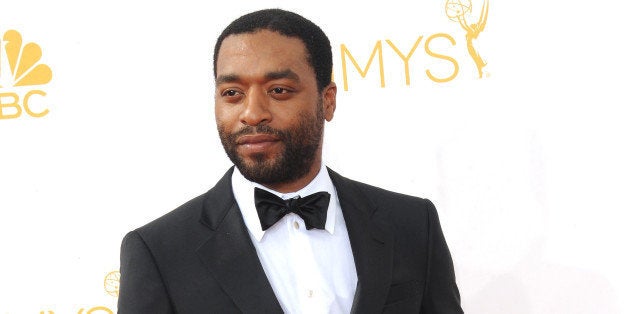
[222,90,239,97]
[269,87,289,94]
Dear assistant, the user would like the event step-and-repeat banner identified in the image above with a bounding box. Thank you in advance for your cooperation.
[2,0,627,313]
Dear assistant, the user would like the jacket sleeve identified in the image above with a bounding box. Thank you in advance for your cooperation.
[118,230,175,314]
[421,200,464,314]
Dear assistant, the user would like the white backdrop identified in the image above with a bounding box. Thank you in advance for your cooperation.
[1,0,627,313]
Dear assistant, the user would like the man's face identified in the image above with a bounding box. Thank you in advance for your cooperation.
[214,30,336,186]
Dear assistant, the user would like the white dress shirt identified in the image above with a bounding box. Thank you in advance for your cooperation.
[231,165,358,314]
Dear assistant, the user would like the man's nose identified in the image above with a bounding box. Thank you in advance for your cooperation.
[240,87,272,126]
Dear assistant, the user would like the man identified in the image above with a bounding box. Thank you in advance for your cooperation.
[118,8,463,314]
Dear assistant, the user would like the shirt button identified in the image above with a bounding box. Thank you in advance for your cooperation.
[293,221,300,229]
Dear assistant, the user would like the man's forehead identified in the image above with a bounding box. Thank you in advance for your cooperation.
[216,30,308,64]
[215,31,314,84]
[222,29,304,47]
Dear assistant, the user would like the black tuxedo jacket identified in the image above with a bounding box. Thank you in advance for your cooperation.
[118,168,463,313]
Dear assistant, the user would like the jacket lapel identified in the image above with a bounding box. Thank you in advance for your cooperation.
[329,168,394,314]
[195,168,283,313]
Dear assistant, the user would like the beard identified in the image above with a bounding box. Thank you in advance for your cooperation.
[217,104,325,185]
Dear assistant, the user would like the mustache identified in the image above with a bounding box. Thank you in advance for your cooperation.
[229,124,286,140]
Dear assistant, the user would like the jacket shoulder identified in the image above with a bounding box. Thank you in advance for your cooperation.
[137,193,207,235]
[354,179,431,205]
[330,168,436,217]
[132,168,235,241]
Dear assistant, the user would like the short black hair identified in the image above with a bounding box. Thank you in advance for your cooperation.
[213,9,332,92]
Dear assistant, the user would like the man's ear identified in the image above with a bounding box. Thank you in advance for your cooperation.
[322,82,337,122]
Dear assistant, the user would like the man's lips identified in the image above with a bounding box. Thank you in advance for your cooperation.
[236,134,281,153]
[236,134,280,145]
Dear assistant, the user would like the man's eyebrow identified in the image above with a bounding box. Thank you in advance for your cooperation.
[215,74,240,85]
[215,70,300,85]
[265,69,300,82]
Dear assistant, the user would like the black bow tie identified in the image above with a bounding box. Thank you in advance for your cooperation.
[254,187,331,231]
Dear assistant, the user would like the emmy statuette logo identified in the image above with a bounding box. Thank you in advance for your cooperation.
[446,0,489,78]
[0,29,53,119]
[104,270,120,298]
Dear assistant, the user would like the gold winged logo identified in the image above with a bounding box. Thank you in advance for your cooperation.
[446,0,489,78]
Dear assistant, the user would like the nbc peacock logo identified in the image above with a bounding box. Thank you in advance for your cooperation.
[0,29,53,119]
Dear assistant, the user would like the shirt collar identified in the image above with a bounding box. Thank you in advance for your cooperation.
[231,164,338,242]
